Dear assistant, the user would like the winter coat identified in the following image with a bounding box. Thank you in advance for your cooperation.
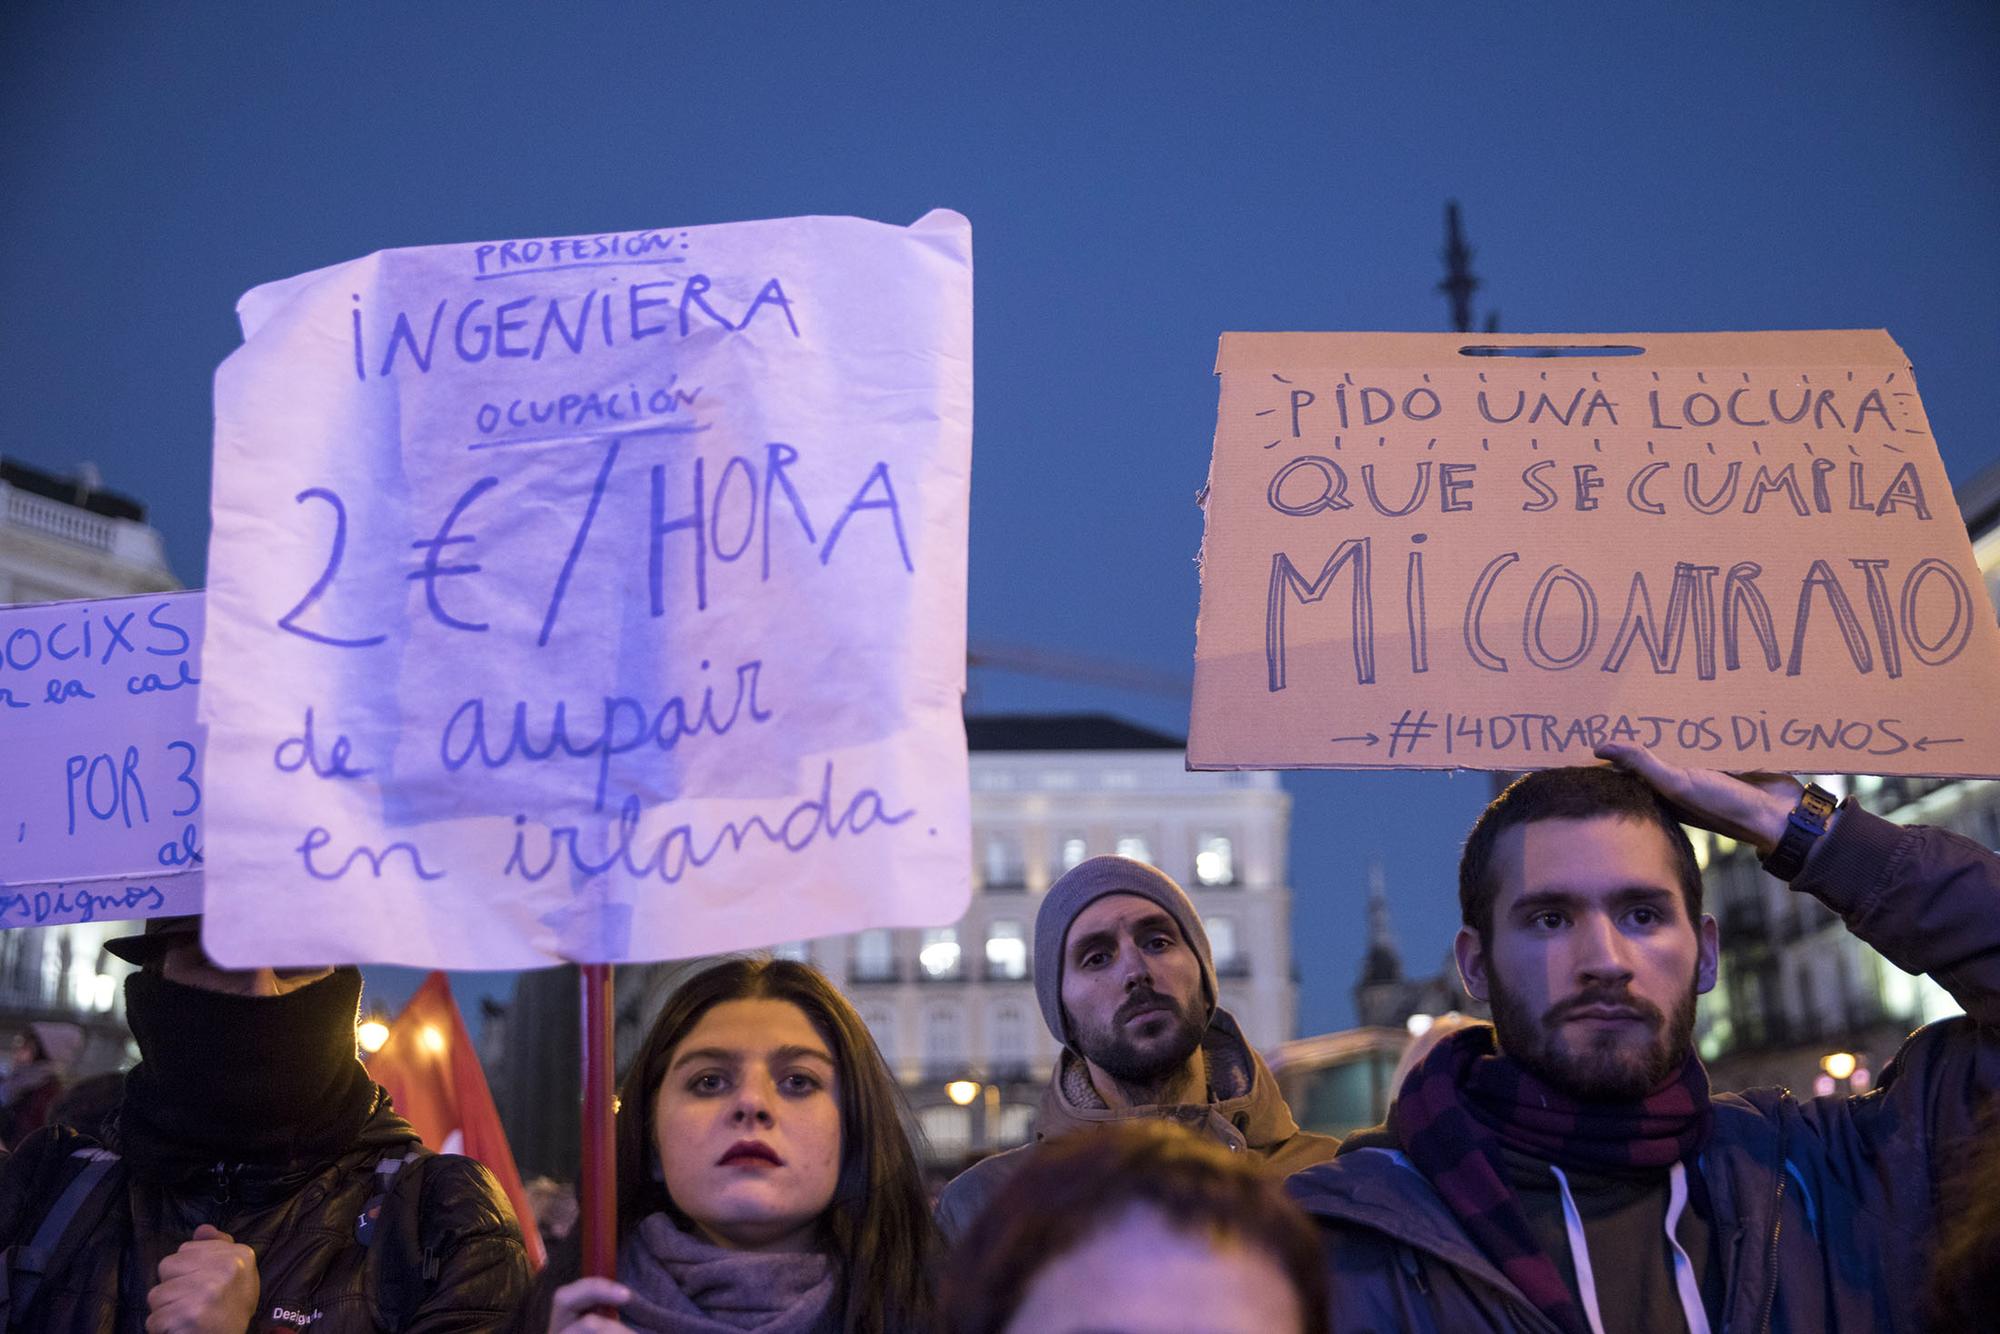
[0,1087,529,1333]
[935,1007,1338,1240]
[1287,805,2000,1334]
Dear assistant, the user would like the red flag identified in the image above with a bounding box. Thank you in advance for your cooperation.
[367,972,546,1268]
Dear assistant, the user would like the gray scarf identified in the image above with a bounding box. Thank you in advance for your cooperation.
[616,1212,840,1334]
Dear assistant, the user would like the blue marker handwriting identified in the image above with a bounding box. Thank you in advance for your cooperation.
[440,657,775,811]
[502,759,913,886]
[353,275,798,380]
[0,599,193,679]
[273,708,373,779]
[0,883,168,926]
[295,827,445,881]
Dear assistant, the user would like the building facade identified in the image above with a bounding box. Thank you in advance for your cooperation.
[496,713,1302,1177]
[0,457,181,1079]
[827,714,1298,1170]
[1696,459,2000,1093]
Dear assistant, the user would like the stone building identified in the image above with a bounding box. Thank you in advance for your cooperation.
[0,457,180,1080]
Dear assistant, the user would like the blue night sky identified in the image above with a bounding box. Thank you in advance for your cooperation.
[3,3,1996,1036]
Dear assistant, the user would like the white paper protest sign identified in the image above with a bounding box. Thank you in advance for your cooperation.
[203,212,973,968]
[0,591,206,928]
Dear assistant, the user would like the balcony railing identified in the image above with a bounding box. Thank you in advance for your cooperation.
[3,485,116,552]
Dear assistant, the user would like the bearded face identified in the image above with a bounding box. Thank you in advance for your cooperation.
[1456,815,1718,1104]
[1487,962,1699,1101]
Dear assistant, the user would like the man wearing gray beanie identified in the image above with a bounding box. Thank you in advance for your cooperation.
[935,855,1338,1239]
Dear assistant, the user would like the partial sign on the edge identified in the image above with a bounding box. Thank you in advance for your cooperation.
[1190,331,2000,775]
[202,212,973,968]
[0,590,206,928]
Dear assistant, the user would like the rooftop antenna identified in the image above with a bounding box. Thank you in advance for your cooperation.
[1439,201,1498,334]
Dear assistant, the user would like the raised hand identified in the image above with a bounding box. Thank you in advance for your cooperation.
[1595,741,1804,855]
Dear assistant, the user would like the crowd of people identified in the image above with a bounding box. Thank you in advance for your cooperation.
[0,742,1996,1332]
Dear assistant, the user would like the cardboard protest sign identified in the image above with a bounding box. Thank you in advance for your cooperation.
[0,591,205,927]
[203,212,973,968]
[1190,331,2000,775]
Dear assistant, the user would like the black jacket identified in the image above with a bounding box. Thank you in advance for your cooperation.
[0,1088,528,1333]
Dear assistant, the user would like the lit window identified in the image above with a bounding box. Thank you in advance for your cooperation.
[924,1003,965,1070]
[920,927,963,980]
[853,929,895,982]
[771,940,810,963]
[991,1003,1028,1067]
[1115,834,1151,864]
[1209,915,1239,971]
[983,834,1025,887]
[1194,834,1236,886]
[986,921,1027,980]
[861,1005,899,1064]
[997,1103,1037,1146]
[919,1104,972,1158]
[1059,836,1088,871]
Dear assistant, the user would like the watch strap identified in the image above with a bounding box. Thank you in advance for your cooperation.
[1761,783,1839,881]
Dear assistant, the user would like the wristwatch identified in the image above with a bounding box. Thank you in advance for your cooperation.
[1761,784,1839,881]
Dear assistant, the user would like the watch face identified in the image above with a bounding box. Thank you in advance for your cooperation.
[1801,786,1838,823]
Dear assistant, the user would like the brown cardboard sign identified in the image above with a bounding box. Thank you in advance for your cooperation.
[1189,331,2000,775]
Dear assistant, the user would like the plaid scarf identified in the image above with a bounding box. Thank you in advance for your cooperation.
[1389,1023,1712,1334]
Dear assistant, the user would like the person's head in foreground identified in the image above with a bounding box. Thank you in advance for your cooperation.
[944,1120,1329,1334]
[1454,763,1716,1101]
[1038,854,1219,1105]
[547,956,936,1333]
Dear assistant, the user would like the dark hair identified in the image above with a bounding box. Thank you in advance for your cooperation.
[943,1121,1330,1334]
[1458,765,1703,940]
[616,957,938,1333]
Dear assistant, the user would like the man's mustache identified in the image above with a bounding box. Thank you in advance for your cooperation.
[1543,985,1665,1028]
[1115,987,1185,1024]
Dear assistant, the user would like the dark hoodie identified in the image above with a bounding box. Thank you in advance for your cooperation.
[934,1007,1338,1240]
[0,968,528,1332]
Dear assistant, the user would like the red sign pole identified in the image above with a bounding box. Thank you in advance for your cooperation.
[579,962,618,1283]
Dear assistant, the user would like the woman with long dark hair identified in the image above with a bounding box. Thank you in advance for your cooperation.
[537,957,938,1333]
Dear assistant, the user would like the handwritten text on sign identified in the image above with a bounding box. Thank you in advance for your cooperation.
[202,212,973,968]
[0,591,205,928]
[1189,331,2000,775]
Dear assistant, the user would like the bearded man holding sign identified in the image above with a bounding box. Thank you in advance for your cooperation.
[1290,746,2000,1334]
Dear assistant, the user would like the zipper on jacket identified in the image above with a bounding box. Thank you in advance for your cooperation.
[207,1160,235,1205]
[1754,1170,1784,1334]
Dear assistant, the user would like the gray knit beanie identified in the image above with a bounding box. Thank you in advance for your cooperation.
[1034,854,1217,1047]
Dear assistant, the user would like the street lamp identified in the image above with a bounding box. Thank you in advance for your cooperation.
[357,1019,390,1054]
[944,1079,980,1107]
[1815,1050,1869,1097]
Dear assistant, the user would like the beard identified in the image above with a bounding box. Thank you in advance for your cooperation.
[1489,971,1698,1103]
[1071,985,1206,1089]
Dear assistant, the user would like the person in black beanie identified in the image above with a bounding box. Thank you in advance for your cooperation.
[0,915,530,1332]
[933,855,1337,1241]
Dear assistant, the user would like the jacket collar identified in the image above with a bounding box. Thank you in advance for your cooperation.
[1035,1008,1302,1149]
[1292,1092,1795,1334]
